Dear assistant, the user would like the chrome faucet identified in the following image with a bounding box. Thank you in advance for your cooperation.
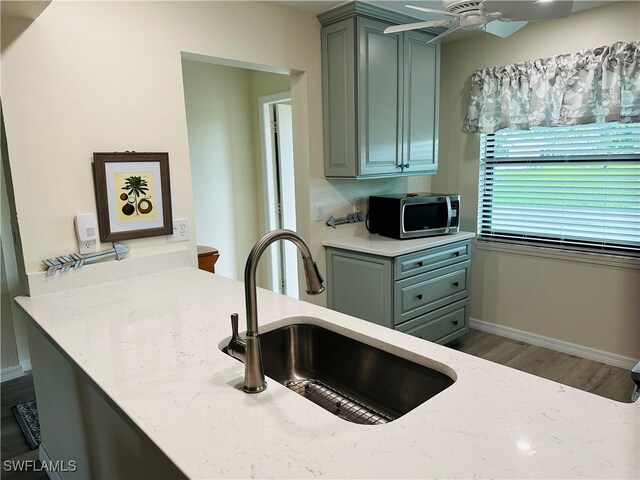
[227,229,325,393]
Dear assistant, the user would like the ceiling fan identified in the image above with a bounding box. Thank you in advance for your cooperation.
[384,0,574,43]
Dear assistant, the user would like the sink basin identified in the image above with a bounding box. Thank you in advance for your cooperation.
[223,321,455,425]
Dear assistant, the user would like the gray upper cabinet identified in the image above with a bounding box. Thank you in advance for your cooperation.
[402,31,439,173]
[319,3,440,179]
[357,18,402,177]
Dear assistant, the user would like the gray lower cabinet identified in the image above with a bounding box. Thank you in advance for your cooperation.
[326,240,470,344]
[319,3,439,179]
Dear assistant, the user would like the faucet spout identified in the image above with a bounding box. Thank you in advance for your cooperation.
[240,229,325,393]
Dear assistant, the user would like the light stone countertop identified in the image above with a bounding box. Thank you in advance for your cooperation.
[16,267,639,479]
[322,224,475,257]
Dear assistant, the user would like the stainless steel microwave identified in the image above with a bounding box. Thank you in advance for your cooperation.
[368,193,460,239]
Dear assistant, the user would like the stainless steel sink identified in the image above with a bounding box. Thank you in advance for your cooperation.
[222,322,455,425]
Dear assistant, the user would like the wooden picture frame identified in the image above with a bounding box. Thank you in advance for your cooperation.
[93,152,173,242]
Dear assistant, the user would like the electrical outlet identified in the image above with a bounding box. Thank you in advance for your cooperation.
[79,239,97,254]
[168,218,190,243]
[74,213,98,253]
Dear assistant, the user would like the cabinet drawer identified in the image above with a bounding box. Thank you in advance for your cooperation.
[394,241,469,280]
[394,261,469,325]
[397,299,467,343]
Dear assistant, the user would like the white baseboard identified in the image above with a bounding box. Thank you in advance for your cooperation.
[0,359,32,382]
[469,317,638,369]
[20,359,32,372]
[0,365,24,382]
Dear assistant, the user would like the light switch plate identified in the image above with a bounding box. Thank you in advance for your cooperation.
[313,204,324,222]
[168,218,189,242]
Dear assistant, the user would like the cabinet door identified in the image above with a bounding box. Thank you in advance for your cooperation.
[357,18,403,177]
[322,19,357,177]
[402,31,438,174]
[326,248,393,329]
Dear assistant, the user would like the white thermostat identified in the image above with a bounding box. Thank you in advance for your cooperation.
[74,213,98,253]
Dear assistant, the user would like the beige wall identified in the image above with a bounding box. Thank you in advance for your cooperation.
[433,1,640,359]
[1,109,30,372]
[1,0,433,308]
[1,137,19,369]
[1,246,19,369]
[182,61,254,280]
[1,0,322,275]
[182,60,290,282]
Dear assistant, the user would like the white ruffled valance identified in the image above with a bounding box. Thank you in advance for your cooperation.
[463,41,640,133]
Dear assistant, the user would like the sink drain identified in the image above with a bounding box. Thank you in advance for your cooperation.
[284,379,394,425]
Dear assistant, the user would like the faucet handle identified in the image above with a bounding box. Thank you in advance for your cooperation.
[231,313,239,342]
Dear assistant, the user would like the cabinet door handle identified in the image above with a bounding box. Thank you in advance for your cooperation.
[404,163,410,168]
[452,281,459,288]
[452,320,459,326]
[416,294,423,300]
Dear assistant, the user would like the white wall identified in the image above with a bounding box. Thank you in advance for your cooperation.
[433,1,640,359]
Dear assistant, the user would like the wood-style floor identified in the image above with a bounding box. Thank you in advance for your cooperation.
[0,329,636,479]
[1,373,46,480]
[451,329,636,403]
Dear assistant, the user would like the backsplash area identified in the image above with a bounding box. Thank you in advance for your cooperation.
[313,175,432,222]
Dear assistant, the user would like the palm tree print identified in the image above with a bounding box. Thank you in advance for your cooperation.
[122,175,149,215]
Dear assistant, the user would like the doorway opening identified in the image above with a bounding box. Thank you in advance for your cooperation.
[259,93,298,299]
[181,57,297,296]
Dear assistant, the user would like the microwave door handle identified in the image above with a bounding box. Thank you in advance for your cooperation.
[445,196,452,233]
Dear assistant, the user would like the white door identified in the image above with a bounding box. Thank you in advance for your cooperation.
[272,103,298,298]
[259,93,299,299]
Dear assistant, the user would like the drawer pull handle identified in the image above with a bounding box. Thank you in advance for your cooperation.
[417,261,424,267]
[453,251,460,257]
[452,320,459,326]
[452,281,459,288]
[417,294,423,300]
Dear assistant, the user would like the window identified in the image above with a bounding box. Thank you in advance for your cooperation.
[478,122,640,256]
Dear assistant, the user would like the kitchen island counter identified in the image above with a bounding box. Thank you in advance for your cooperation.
[16,267,639,479]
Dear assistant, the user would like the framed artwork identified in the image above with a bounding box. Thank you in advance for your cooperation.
[93,152,173,242]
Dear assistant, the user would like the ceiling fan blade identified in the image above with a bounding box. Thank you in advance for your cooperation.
[384,19,452,34]
[405,4,461,18]
[426,24,463,45]
[484,19,527,38]
[482,0,573,22]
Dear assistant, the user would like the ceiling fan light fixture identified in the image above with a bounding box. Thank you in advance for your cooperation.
[393,0,572,40]
[460,13,487,29]
[443,0,483,15]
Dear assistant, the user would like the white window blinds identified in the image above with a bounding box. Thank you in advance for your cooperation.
[478,122,640,256]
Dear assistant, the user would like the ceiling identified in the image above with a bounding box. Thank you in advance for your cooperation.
[274,0,618,42]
